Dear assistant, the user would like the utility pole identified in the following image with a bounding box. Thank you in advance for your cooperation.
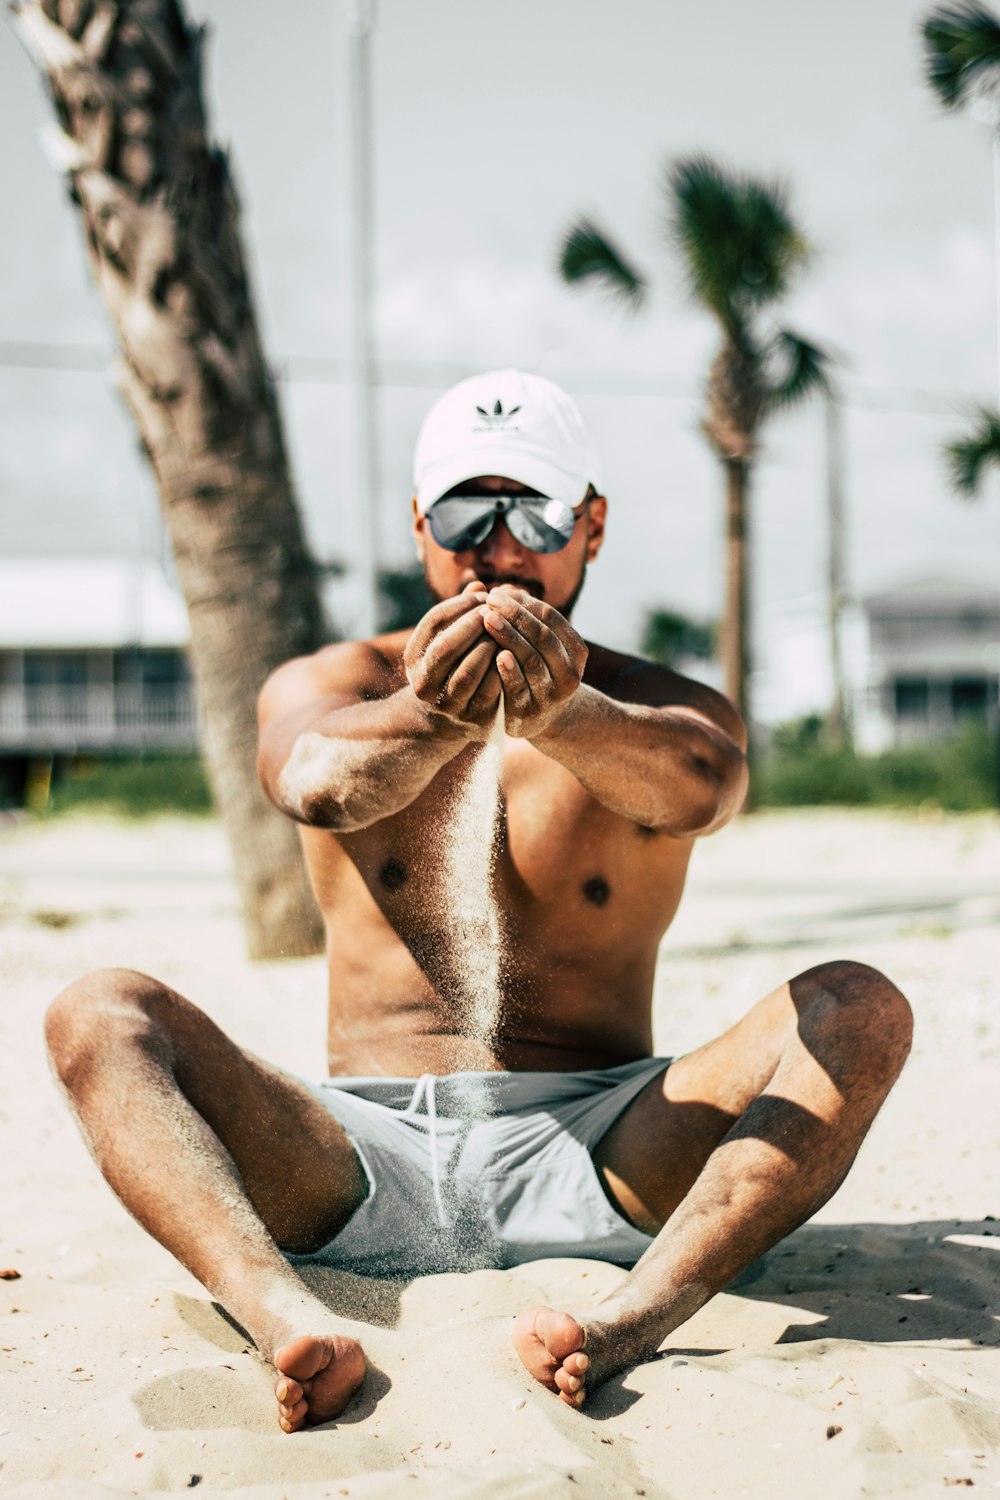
[825,386,849,746]
[345,0,380,638]
[993,123,1000,406]
[962,95,1000,404]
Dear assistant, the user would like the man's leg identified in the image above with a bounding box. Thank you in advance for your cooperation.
[45,967,370,1431]
[513,960,913,1404]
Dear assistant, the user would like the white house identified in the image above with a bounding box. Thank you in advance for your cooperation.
[852,578,1000,753]
[0,558,197,758]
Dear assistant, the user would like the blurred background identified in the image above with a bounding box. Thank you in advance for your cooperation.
[1,0,999,819]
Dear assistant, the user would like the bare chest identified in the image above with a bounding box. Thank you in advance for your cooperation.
[310,737,692,950]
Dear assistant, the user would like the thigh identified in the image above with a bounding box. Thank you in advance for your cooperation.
[592,976,799,1236]
[103,969,367,1253]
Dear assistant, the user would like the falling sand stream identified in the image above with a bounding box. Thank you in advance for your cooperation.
[417,698,508,1269]
[440,698,506,1117]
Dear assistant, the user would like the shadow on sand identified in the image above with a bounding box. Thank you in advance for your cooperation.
[568,1216,1000,1423]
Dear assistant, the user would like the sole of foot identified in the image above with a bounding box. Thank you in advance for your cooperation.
[273,1333,367,1433]
[513,1306,591,1407]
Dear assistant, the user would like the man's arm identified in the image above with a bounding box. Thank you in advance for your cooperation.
[258,586,501,831]
[532,681,747,836]
[483,587,747,837]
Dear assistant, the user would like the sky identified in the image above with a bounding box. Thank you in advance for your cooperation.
[2,0,999,716]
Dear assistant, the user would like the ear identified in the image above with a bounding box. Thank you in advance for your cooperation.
[584,495,607,562]
[412,496,427,562]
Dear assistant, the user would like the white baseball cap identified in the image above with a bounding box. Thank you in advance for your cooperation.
[413,369,602,515]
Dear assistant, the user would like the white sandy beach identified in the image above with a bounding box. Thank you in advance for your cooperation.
[1,806,999,1499]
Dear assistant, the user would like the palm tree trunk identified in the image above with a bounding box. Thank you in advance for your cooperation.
[721,455,751,726]
[16,0,325,958]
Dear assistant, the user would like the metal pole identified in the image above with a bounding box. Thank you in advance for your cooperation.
[993,123,1000,408]
[825,387,849,746]
[346,0,380,639]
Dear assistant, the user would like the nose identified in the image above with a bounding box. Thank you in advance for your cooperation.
[475,517,528,569]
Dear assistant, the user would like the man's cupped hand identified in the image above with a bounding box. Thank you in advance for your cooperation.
[482,585,588,739]
[403,581,502,738]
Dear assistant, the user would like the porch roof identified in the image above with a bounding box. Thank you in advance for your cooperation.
[0,560,189,650]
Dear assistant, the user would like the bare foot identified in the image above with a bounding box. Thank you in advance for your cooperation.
[273,1333,366,1433]
[512,1307,592,1407]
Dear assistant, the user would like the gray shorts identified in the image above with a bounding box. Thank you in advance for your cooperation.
[291,1057,669,1279]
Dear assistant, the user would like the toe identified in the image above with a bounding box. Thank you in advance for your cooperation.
[532,1307,587,1362]
[278,1396,309,1427]
[274,1376,303,1405]
[555,1375,586,1407]
[275,1336,332,1384]
[274,1334,366,1427]
[512,1306,588,1393]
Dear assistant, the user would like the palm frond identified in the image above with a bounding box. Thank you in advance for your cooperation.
[764,330,831,415]
[666,156,811,328]
[945,406,1000,494]
[922,2,1000,109]
[558,217,646,309]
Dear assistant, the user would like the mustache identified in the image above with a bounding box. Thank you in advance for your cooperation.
[473,572,545,599]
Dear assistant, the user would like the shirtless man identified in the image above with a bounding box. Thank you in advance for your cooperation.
[45,369,912,1433]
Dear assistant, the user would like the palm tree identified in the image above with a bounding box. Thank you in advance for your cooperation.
[946,406,1000,491]
[560,157,829,729]
[923,2,1000,495]
[14,0,326,959]
[922,2,1000,107]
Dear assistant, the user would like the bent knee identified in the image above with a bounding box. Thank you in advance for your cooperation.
[45,968,168,1087]
[792,960,913,1073]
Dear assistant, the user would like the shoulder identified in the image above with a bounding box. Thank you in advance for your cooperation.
[257,632,409,733]
[583,644,747,750]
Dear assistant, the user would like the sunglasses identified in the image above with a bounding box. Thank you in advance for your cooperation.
[426,492,585,554]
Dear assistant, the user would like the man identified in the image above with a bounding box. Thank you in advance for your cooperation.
[45,370,912,1433]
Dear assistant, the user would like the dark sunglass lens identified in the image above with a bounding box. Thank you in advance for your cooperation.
[427,497,496,551]
[507,498,576,554]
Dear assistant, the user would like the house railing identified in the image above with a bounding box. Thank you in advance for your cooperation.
[857,681,999,748]
[0,686,199,752]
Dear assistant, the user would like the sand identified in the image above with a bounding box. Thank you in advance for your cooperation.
[1,805,999,1499]
[439,702,504,1108]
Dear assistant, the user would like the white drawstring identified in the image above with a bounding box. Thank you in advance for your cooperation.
[403,1074,449,1228]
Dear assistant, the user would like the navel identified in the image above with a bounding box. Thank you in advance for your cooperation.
[378,857,408,892]
[583,875,611,908]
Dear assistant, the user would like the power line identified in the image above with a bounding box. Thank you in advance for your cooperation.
[0,337,985,417]
[0,340,110,373]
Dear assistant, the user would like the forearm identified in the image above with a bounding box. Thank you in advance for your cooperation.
[267,690,468,831]
[532,684,746,835]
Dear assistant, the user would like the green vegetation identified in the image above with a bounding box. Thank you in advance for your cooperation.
[640,609,716,667]
[758,717,997,810]
[944,406,1000,496]
[44,755,214,819]
[19,721,997,820]
[378,564,434,632]
[922,2,1000,112]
